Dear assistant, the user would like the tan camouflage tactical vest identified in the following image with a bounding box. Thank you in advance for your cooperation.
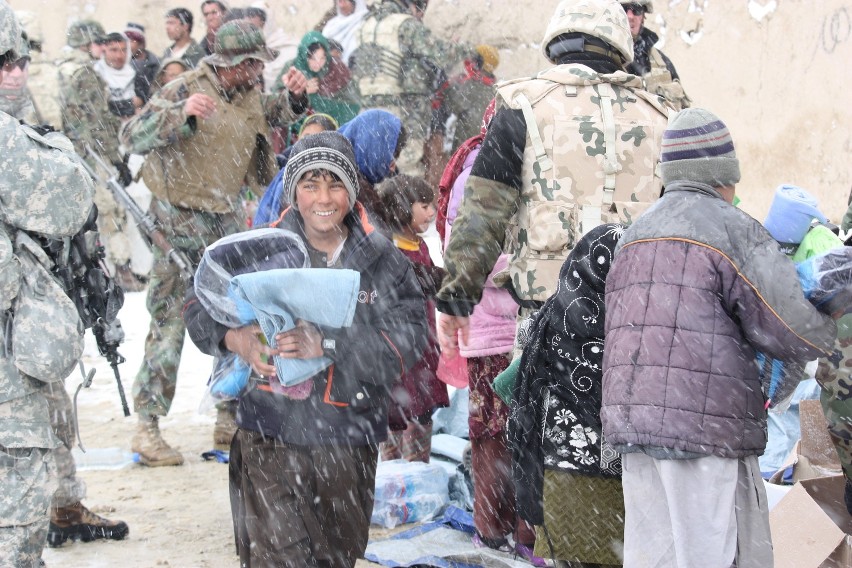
[496,65,669,302]
[643,47,690,111]
[141,65,273,213]
[356,13,409,97]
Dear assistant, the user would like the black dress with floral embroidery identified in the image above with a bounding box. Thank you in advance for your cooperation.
[509,223,623,525]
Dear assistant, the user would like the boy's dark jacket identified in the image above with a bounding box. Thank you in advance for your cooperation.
[183,204,428,446]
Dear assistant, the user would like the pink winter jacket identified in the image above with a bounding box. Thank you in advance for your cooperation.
[444,147,518,357]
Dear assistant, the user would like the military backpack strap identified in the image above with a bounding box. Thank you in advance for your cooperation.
[512,92,553,172]
[580,82,620,234]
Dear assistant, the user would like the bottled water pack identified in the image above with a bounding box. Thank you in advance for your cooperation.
[371,459,450,528]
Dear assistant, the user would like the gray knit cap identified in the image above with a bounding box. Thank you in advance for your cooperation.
[660,107,741,188]
[283,131,360,211]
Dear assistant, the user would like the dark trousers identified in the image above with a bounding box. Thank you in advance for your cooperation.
[471,435,536,546]
[230,429,378,567]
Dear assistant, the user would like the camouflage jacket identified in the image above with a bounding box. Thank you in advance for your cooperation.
[0,111,95,448]
[0,86,36,123]
[353,1,472,103]
[437,64,669,315]
[817,315,852,479]
[56,48,123,165]
[121,63,302,213]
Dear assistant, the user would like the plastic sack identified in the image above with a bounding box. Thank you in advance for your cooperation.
[371,459,449,528]
[199,353,251,412]
[194,228,309,328]
[194,229,310,408]
[797,247,852,317]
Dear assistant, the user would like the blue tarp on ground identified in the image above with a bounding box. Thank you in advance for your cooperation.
[365,507,532,568]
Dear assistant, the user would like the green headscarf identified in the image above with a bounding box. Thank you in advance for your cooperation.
[293,30,329,79]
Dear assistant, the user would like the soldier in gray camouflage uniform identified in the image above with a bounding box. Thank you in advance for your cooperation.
[0,15,131,554]
[350,0,472,177]
[437,3,669,552]
[120,21,307,466]
[0,3,104,563]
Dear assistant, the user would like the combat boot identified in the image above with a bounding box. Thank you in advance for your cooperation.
[131,415,184,466]
[47,502,129,547]
[213,405,238,450]
[114,263,146,292]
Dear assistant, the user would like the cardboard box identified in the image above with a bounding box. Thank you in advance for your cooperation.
[770,475,852,568]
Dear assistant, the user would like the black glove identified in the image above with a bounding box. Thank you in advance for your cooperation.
[113,159,133,187]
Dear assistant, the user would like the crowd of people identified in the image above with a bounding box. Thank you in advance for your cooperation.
[1,0,851,567]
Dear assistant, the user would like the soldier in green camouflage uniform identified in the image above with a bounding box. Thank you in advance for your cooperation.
[438,0,669,354]
[120,21,307,466]
[58,20,145,292]
[821,208,852,512]
[0,3,98,562]
[350,0,472,177]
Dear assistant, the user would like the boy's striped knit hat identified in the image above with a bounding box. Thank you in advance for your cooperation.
[660,108,741,188]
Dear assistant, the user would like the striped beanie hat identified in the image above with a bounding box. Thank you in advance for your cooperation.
[660,108,741,188]
[284,131,360,212]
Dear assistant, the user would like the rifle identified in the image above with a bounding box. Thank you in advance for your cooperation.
[80,145,195,280]
[42,208,131,417]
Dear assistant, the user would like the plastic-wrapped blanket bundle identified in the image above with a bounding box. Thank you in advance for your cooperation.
[759,245,852,412]
[195,228,310,328]
[797,247,852,317]
[193,229,358,408]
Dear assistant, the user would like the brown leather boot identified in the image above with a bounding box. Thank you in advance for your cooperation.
[213,405,237,451]
[47,502,129,547]
[114,263,146,292]
[131,415,184,467]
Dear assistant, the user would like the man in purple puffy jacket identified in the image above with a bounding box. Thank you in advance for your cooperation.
[601,107,838,568]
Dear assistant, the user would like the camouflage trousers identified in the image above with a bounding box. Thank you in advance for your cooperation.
[94,183,133,267]
[0,377,58,567]
[815,321,852,481]
[0,446,55,567]
[132,199,243,419]
[361,96,431,178]
[42,380,87,508]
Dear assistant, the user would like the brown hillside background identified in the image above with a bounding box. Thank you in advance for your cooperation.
[11,0,852,222]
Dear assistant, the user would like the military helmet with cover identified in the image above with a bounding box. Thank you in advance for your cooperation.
[0,0,23,61]
[622,0,653,13]
[66,20,106,48]
[541,0,634,66]
[203,20,276,67]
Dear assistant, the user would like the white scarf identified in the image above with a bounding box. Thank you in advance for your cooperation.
[94,36,136,102]
[321,0,369,65]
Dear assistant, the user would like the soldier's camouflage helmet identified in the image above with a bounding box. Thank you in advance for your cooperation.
[0,0,23,60]
[204,20,276,67]
[67,19,106,48]
[623,0,653,13]
[542,0,634,66]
